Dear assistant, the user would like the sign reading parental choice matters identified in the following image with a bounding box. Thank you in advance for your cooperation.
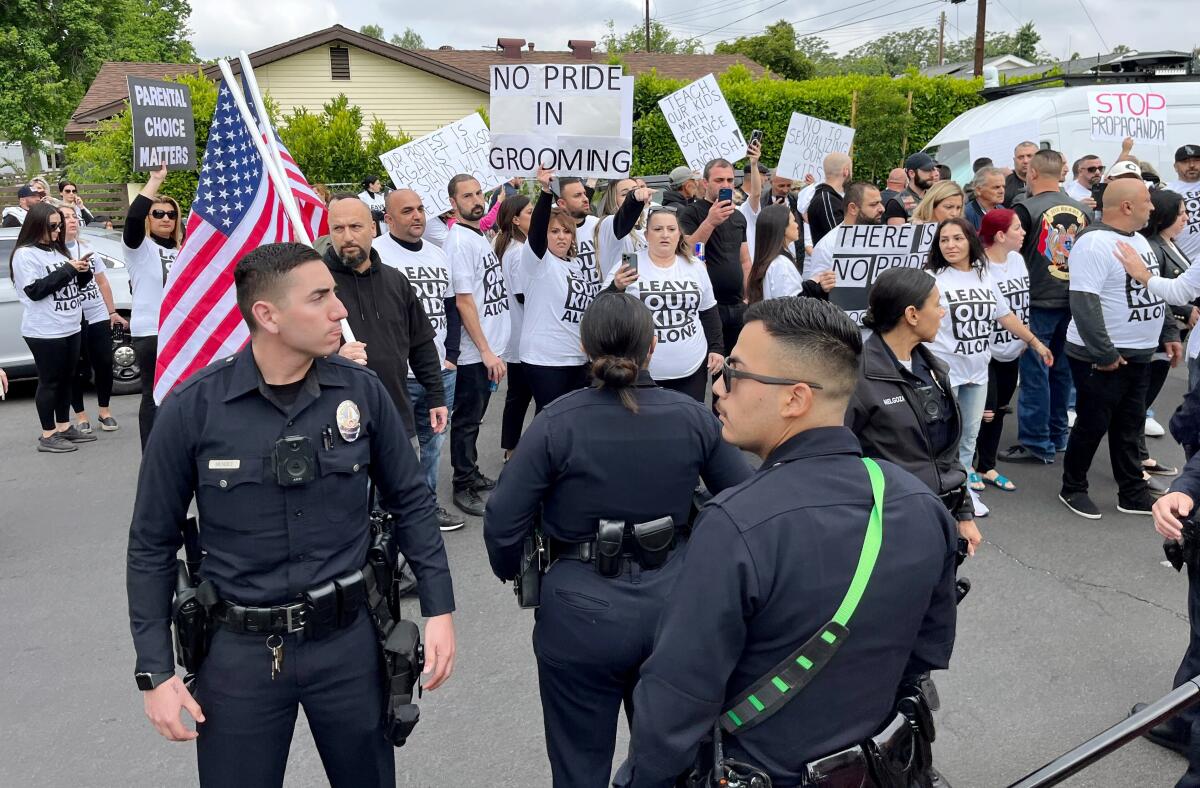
[830,223,937,325]
[658,74,745,172]
[379,114,503,218]
[127,76,195,171]
[489,63,633,178]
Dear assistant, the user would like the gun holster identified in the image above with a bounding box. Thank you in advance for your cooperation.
[172,516,214,690]
[595,519,625,578]
[1165,519,1200,573]
[381,619,424,747]
[514,531,546,608]
[632,516,676,570]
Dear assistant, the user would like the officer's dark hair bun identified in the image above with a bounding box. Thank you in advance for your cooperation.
[581,293,655,414]
[864,267,937,334]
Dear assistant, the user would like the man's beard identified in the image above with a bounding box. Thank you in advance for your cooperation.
[914,173,935,191]
[341,245,368,266]
[856,214,883,226]
[461,204,485,221]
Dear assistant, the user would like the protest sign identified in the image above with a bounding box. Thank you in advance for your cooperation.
[968,119,1041,168]
[1088,88,1168,146]
[775,112,855,182]
[127,76,195,171]
[829,223,936,325]
[489,63,633,178]
[658,74,745,172]
[378,113,503,218]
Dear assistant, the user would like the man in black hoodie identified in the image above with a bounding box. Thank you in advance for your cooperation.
[324,195,446,441]
[807,152,852,246]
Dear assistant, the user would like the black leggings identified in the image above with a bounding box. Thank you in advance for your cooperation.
[975,357,1020,474]
[72,320,113,413]
[501,361,534,451]
[25,334,82,431]
[132,335,159,449]
[525,363,590,413]
[658,363,708,403]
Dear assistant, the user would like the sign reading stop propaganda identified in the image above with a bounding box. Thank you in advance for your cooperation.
[127,76,196,171]
[1087,88,1168,146]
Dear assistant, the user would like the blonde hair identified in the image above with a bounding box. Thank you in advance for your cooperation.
[145,195,184,246]
[913,181,965,223]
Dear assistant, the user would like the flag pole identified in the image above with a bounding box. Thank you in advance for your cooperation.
[238,51,305,240]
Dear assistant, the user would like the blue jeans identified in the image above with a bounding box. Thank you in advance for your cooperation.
[953,383,988,473]
[407,367,456,494]
[1017,306,1073,460]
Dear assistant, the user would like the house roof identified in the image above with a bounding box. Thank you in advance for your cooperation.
[66,61,200,140]
[920,54,1034,78]
[418,48,768,82]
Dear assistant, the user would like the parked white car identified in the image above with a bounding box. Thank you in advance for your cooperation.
[1,226,141,394]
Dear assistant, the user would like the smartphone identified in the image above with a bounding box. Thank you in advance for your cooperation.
[750,129,763,146]
[621,251,638,272]
[718,187,734,204]
[1091,181,1107,205]
[651,189,664,207]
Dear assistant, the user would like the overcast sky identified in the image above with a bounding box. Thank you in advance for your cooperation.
[189,0,1196,64]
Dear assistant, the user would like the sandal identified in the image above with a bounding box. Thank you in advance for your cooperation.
[982,471,1016,491]
[968,471,985,491]
[1143,459,1178,476]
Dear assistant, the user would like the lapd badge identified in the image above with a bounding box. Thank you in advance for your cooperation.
[336,400,361,442]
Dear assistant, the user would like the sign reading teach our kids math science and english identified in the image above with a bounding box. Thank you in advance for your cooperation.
[1087,88,1169,146]
[488,63,634,179]
[774,111,855,182]
[378,113,504,218]
[830,223,937,326]
[126,76,196,172]
[658,74,745,172]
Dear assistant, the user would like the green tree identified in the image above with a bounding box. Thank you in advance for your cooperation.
[390,27,425,49]
[1012,22,1043,62]
[359,23,384,40]
[602,19,702,54]
[277,95,411,186]
[846,28,940,75]
[715,21,814,81]
[1111,44,1134,56]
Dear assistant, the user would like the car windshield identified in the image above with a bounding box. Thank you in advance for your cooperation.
[924,141,971,186]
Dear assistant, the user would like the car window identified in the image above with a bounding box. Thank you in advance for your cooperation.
[0,240,13,280]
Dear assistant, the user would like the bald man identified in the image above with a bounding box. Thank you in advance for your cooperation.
[1059,178,1181,520]
[807,152,853,246]
[880,168,906,206]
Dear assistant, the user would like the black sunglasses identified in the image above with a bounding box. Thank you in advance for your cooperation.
[61,187,76,193]
[720,358,823,392]
[648,205,678,215]
[47,222,62,230]
[151,209,178,220]
[1084,166,1104,173]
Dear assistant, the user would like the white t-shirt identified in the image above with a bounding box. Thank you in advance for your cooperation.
[604,250,717,380]
[739,200,760,260]
[1166,179,1200,262]
[806,225,839,278]
[68,239,109,325]
[374,234,452,373]
[595,213,645,279]
[446,223,509,365]
[987,251,1030,362]
[518,242,600,367]
[359,190,387,235]
[928,265,1012,386]
[12,245,86,339]
[1064,180,1093,202]
[1066,229,1166,351]
[124,236,178,337]
[500,242,525,363]
[797,183,817,249]
[423,216,449,248]
[762,255,805,300]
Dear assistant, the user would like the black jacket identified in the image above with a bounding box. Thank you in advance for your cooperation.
[322,245,444,436]
[661,188,693,210]
[807,183,844,246]
[846,333,972,522]
[1148,235,1196,324]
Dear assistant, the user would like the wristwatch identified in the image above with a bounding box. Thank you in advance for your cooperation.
[135,671,175,691]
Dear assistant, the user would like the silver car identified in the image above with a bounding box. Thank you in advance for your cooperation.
[1,226,141,394]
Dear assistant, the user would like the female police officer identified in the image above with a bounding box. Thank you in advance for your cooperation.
[483,293,752,787]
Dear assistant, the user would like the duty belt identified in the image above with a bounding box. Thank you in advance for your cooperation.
[213,600,310,634]
[213,567,370,637]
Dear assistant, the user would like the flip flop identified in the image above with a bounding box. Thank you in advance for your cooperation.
[983,472,1016,492]
[968,471,985,491]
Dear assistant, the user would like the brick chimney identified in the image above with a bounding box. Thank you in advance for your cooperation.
[497,38,526,59]
[567,40,595,60]
[527,42,535,51]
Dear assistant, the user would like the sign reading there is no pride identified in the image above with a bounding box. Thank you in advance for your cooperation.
[127,76,196,172]
[830,223,936,326]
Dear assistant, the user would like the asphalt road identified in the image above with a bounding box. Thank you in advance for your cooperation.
[0,368,1196,787]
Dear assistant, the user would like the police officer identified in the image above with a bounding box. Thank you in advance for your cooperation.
[126,242,457,788]
[483,292,752,788]
[624,297,959,787]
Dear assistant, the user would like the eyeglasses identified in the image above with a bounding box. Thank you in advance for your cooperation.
[151,209,178,220]
[47,222,62,231]
[62,188,76,194]
[719,358,824,392]
[1084,166,1104,173]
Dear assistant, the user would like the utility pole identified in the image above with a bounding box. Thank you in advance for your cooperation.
[973,0,987,76]
[937,12,946,66]
[646,0,651,52]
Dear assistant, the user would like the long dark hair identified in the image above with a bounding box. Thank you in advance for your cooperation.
[925,217,987,278]
[9,202,69,279]
[580,293,654,413]
[493,194,531,259]
[746,204,797,303]
[863,267,938,334]
[1142,188,1185,241]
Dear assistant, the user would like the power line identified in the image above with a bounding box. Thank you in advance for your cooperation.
[655,0,781,26]
[697,0,881,45]
[1074,0,1110,52]
[689,0,793,40]
[713,0,945,45]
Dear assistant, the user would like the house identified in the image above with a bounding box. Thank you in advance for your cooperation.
[919,54,1034,79]
[920,49,1195,81]
[67,25,768,142]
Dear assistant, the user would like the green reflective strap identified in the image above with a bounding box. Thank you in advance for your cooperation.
[832,458,885,627]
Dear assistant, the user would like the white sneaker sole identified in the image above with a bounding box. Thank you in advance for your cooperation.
[1059,494,1102,519]
[1116,504,1154,516]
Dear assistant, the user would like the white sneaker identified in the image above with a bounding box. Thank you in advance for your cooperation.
[969,487,990,518]
[1145,417,1165,437]
[1067,409,1077,428]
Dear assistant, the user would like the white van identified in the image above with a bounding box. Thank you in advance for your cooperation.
[924,81,1200,184]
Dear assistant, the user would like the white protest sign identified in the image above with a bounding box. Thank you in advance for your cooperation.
[489,63,633,178]
[658,74,745,172]
[968,119,1041,168]
[830,223,937,325]
[1088,88,1168,146]
[378,113,502,218]
[775,112,855,182]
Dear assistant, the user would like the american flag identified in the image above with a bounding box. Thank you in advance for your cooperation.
[153,78,328,402]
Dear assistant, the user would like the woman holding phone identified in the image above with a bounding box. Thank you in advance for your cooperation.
[745,204,834,302]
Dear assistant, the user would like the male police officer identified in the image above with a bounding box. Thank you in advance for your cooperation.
[126,242,457,787]
[625,297,958,787]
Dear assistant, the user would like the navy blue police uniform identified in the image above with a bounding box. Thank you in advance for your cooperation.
[126,347,455,788]
[625,426,958,787]
[483,370,753,788]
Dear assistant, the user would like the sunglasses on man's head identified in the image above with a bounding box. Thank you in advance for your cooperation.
[151,209,178,220]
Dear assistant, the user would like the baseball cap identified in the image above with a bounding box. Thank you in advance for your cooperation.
[669,166,701,187]
[17,185,38,198]
[905,152,936,172]
[1106,160,1142,179]
[1176,144,1200,162]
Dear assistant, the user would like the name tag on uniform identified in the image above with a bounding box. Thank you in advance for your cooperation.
[208,459,241,470]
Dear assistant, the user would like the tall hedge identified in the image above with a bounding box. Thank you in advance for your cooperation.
[632,65,985,185]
